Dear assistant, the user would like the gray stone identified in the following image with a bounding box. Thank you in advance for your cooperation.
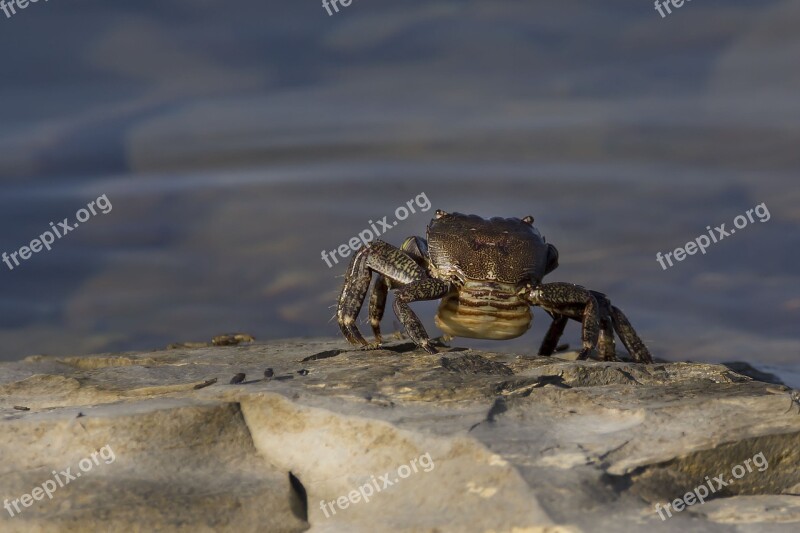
[1,339,798,532]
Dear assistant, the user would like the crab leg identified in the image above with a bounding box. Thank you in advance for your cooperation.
[538,314,568,356]
[608,305,653,363]
[592,291,618,361]
[539,311,616,360]
[392,278,450,354]
[337,246,374,348]
[533,288,650,363]
[338,240,448,353]
[368,276,389,344]
[597,316,617,361]
[367,236,432,346]
[524,282,600,361]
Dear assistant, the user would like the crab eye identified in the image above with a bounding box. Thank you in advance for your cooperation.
[435,209,448,219]
[522,215,534,225]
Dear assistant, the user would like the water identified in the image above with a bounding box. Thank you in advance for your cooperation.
[0,1,798,384]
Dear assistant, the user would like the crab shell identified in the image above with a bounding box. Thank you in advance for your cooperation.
[426,213,556,340]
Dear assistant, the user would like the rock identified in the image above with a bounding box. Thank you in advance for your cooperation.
[0,339,798,532]
[722,362,785,386]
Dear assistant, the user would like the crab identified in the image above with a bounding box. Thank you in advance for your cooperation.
[337,211,653,363]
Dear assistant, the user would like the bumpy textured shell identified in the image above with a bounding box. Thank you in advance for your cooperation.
[426,213,550,285]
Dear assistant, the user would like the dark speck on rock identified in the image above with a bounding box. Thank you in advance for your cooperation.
[230,373,246,384]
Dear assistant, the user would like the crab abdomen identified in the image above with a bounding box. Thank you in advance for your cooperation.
[434,281,531,340]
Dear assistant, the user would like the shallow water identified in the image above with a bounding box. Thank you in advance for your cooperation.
[0,1,798,382]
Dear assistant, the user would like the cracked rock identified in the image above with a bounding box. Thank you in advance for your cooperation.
[0,339,798,532]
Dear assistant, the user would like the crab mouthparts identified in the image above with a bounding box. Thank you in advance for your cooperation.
[434,281,531,340]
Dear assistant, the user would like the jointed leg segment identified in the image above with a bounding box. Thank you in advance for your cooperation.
[530,285,652,363]
[538,315,568,356]
[392,279,450,353]
[338,239,448,353]
[525,282,600,361]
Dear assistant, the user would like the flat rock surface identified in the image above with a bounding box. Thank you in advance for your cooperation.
[1,338,798,532]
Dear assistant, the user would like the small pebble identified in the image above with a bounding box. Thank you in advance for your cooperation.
[230,373,246,384]
[212,333,255,346]
[13,406,30,411]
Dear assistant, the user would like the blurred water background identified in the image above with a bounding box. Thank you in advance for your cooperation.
[0,0,798,384]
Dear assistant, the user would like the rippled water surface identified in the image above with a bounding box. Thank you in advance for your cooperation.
[0,1,798,383]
